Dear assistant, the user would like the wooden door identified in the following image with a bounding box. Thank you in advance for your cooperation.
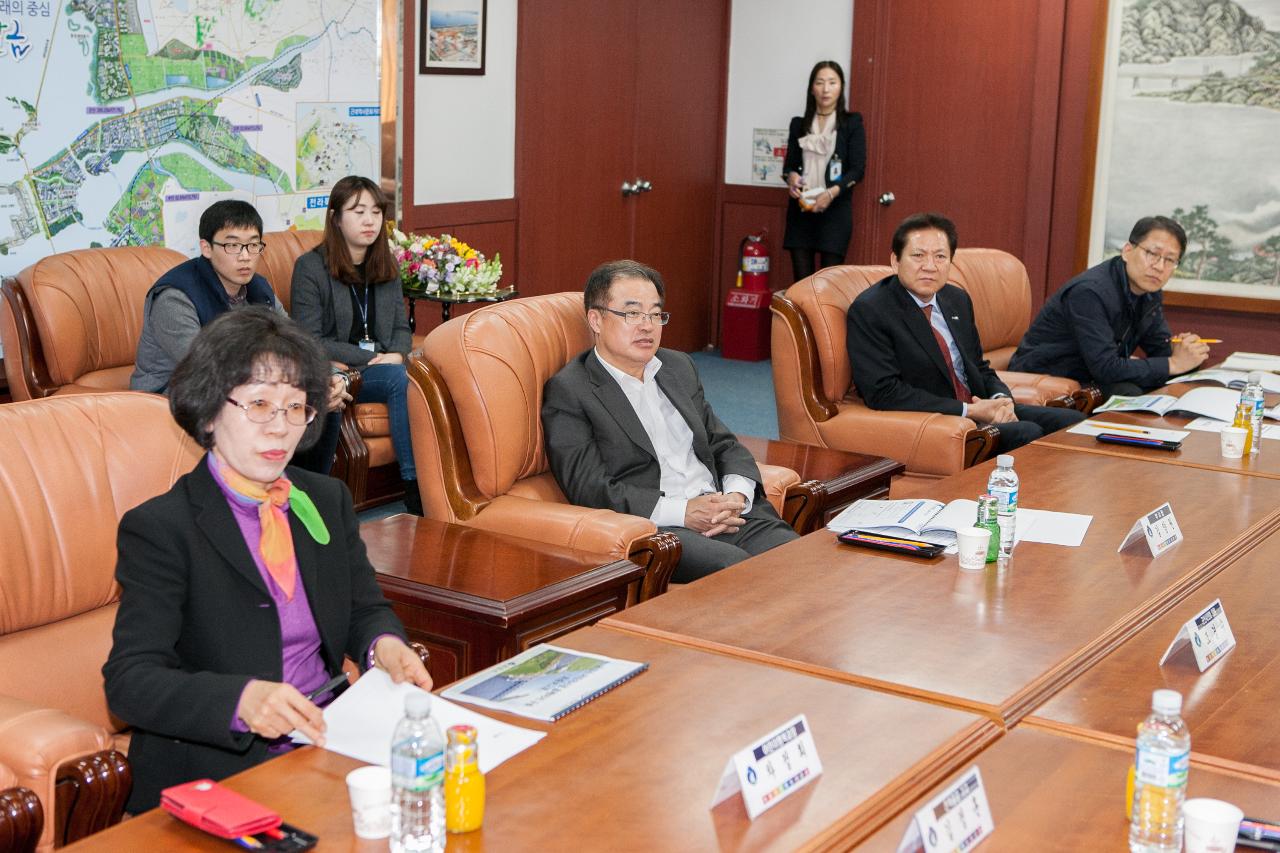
[849,0,1066,290]
[630,0,727,351]
[516,0,636,297]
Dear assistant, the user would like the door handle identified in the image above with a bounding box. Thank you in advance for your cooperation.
[635,178,653,193]
[621,181,639,197]
[878,191,895,206]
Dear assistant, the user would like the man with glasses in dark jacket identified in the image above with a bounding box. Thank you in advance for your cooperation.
[1009,215,1210,400]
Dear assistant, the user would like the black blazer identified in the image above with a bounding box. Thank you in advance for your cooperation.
[103,457,405,812]
[541,348,763,520]
[782,112,867,255]
[290,246,412,368]
[846,276,1010,416]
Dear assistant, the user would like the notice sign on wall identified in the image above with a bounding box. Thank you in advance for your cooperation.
[751,128,788,186]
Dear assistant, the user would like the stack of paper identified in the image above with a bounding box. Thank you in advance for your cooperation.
[1168,369,1280,394]
[1067,420,1190,442]
[1220,352,1280,373]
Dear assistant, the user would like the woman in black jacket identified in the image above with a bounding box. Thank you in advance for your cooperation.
[782,60,867,282]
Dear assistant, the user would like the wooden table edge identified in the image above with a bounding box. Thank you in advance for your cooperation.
[1020,716,1280,785]
[597,617,1003,721]
[1035,435,1280,479]
[378,557,645,625]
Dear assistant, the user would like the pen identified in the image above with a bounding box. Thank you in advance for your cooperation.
[304,673,348,701]
[1171,337,1221,343]
[1090,423,1150,435]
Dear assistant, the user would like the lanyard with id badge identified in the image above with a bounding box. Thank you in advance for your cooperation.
[351,284,377,352]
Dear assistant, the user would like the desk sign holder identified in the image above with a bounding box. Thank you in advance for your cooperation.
[1117,502,1183,556]
[896,766,994,853]
[709,714,822,820]
[1160,598,1236,672]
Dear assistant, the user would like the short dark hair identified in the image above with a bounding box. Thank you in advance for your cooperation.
[1128,216,1187,258]
[891,212,959,259]
[583,260,666,313]
[199,200,264,245]
[169,306,329,451]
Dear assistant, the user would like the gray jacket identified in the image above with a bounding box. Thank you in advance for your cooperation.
[289,246,411,367]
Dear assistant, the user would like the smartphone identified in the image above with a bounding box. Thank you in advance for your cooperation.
[1095,432,1182,451]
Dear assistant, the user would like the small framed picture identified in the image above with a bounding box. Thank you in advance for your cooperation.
[420,0,486,76]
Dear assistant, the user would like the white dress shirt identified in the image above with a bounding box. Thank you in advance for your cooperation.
[594,350,756,528]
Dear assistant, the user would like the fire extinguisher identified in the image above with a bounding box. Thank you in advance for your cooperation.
[736,230,771,292]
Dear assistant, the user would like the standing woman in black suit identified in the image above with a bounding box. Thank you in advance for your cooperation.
[782,60,867,282]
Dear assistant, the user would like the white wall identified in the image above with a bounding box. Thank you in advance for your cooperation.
[723,0,854,185]
[412,0,517,205]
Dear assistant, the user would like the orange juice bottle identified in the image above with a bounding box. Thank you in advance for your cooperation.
[1233,402,1255,455]
[444,724,484,833]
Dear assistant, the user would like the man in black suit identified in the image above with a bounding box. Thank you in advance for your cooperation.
[542,260,798,582]
[846,213,1084,453]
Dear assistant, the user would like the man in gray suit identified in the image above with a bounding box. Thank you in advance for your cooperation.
[542,260,798,583]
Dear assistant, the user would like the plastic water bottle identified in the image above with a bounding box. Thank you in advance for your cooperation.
[390,693,446,853]
[1242,371,1265,456]
[985,455,1018,561]
[1129,689,1190,853]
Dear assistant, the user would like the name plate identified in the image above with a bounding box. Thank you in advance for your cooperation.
[897,766,994,853]
[1160,598,1236,672]
[709,714,822,820]
[1117,502,1183,557]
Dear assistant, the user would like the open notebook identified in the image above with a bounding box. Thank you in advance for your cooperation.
[825,498,1030,548]
[1094,387,1279,422]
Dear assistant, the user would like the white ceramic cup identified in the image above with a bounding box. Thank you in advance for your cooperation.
[1220,426,1247,459]
[346,765,392,839]
[956,527,991,571]
[1182,797,1243,853]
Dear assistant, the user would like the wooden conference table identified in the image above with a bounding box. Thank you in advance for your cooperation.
[68,626,1000,852]
[605,442,1280,724]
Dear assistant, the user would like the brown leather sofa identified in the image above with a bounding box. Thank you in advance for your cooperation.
[0,393,201,851]
[0,231,402,507]
[0,763,43,853]
[406,292,806,601]
[770,249,1094,491]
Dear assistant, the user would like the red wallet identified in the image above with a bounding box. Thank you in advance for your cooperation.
[161,779,282,839]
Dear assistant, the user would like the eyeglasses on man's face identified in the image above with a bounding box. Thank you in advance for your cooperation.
[211,240,268,256]
[1134,243,1180,270]
[593,306,671,326]
[226,397,317,426]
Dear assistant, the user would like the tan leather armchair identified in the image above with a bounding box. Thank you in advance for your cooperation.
[0,246,184,400]
[772,264,1000,491]
[0,393,201,851]
[406,292,806,600]
[0,762,43,853]
[950,248,1099,412]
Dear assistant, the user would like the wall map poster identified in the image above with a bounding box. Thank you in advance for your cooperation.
[1091,0,1280,300]
[0,0,381,275]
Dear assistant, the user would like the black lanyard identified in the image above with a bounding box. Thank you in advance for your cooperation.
[350,284,372,341]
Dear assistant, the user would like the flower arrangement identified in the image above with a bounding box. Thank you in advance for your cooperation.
[388,227,504,297]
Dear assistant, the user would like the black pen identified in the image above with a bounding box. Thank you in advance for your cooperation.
[304,673,348,701]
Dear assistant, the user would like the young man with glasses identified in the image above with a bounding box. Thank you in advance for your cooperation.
[542,260,798,582]
[1010,215,1210,399]
[131,200,349,473]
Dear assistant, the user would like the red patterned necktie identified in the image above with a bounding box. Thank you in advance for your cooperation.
[922,304,970,401]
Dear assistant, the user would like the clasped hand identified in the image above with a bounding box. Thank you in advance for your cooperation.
[236,637,432,747]
[966,396,1017,424]
[685,492,748,538]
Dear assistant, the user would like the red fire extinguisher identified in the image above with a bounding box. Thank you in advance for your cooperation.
[722,229,772,360]
[737,230,771,292]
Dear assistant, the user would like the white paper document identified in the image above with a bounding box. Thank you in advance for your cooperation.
[1016,509,1093,546]
[1184,417,1280,441]
[1168,368,1280,394]
[292,669,545,772]
[1067,419,1190,442]
[825,498,1032,548]
[1220,351,1280,373]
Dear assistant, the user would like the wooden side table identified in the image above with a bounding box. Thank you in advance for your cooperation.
[404,287,517,330]
[360,515,645,686]
[737,435,905,533]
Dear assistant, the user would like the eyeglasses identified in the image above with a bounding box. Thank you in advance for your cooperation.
[593,307,671,326]
[211,240,267,256]
[1133,243,1180,270]
[226,396,316,426]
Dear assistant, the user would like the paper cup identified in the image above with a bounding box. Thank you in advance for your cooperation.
[956,527,991,571]
[346,765,392,839]
[1220,426,1247,459]
[1183,798,1243,853]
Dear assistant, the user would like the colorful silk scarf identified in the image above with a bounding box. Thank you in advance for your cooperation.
[216,459,331,600]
